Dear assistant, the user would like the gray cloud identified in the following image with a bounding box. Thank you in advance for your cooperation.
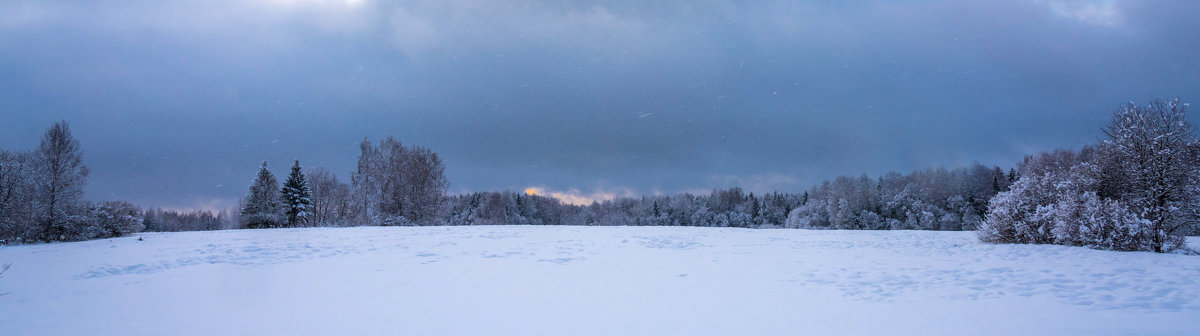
[1,0,1198,210]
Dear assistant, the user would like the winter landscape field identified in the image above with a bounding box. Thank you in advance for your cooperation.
[1,226,1196,335]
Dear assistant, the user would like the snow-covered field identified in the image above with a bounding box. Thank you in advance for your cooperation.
[1,227,1197,335]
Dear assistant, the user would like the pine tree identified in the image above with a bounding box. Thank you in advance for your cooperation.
[991,166,1007,193]
[281,160,313,228]
[242,161,282,229]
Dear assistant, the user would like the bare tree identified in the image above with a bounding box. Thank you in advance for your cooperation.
[1101,98,1199,252]
[306,167,350,226]
[352,137,449,226]
[0,151,35,241]
[351,138,382,225]
[402,146,448,223]
[33,121,90,242]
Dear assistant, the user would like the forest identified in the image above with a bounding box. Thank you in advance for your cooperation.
[1,99,1197,252]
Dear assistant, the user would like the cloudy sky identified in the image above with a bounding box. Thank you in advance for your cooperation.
[1,0,1198,210]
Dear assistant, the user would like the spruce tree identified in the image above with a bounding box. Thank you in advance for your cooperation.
[281,160,313,228]
[242,161,282,229]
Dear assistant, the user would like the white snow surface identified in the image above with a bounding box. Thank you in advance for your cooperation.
[1,226,1198,335]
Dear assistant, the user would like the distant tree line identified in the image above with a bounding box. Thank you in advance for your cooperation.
[141,208,238,232]
[785,164,1013,231]
[441,189,804,227]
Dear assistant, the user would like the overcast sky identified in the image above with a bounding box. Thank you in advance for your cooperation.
[1,0,1198,210]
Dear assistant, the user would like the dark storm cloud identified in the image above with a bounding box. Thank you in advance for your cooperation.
[1,0,1198,209]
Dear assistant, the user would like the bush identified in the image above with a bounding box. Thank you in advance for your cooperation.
[980,146,1175,252]
[89,201,145,238]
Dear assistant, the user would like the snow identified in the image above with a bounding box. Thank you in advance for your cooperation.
[1,227,1197,335]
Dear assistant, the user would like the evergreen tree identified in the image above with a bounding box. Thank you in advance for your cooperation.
[141,209,160,232]
[281,160,313,228]
[242,161,282,229]
[991,166,1007,193]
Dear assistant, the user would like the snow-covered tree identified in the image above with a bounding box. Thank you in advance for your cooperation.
[980,149,1099,245]
[1100,98,1199,252]
[32,121,90,242]
[402,146,448,224]
[307,167,352,226]
[351,137,448,226]
[0,150,35,242]
[141,209,160,232]
[351,138,383,225]
[242,161,282,229]
[281,160,313,228]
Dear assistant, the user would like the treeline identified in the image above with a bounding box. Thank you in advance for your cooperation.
[233,135,1011,230]
[235,139,808,228]
[436,169,1011,230]
[142,208,238,232]
[0,121,1018,245]
[785,164,1013,231]
[443,189,803,227]
[5,98,1196,254]
[979,99,1200,252]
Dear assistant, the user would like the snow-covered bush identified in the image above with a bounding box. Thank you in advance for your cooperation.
[982,170,1162,251]
[977,191,1019,243]
[88,201,145,239]
[1075,194,1152,251]
[979,162,1084,245]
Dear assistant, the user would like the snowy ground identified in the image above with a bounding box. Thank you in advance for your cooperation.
[1,227,1197,335]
